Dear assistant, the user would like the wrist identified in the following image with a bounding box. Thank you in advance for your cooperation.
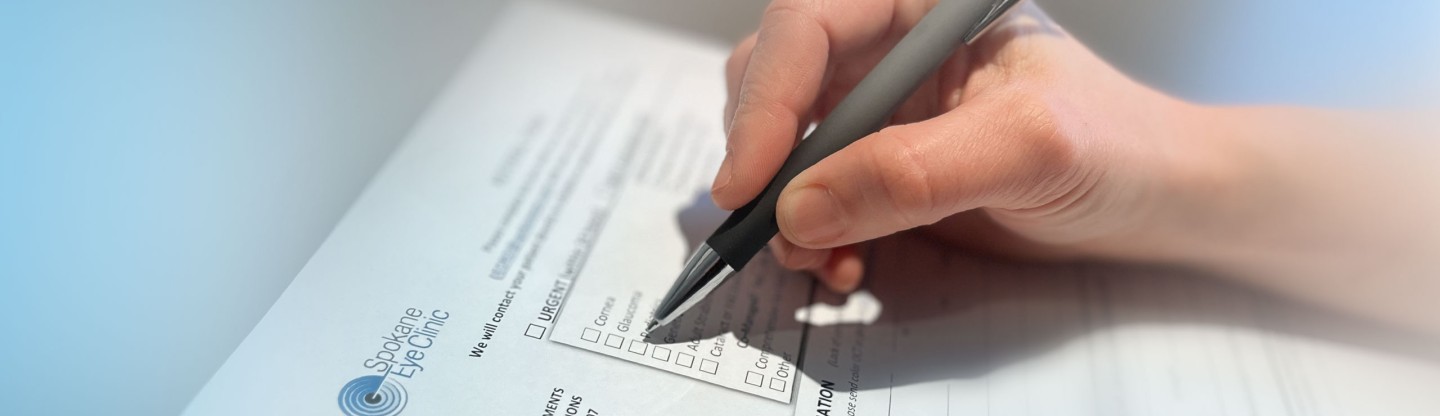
[1077,99,1254,266]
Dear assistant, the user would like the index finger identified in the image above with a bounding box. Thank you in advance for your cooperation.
[712,0,906,210]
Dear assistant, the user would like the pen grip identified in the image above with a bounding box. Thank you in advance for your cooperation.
[706,0,997,268]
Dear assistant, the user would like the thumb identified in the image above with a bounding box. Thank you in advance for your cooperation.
[775,95,1086,249]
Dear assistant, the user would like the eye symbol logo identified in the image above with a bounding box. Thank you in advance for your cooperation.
[338,375,408,416]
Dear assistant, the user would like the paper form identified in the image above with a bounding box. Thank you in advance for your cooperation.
[529,0,813,401]
[541,69,812,402]
[186,2,796,415]
[527,15,813,400]
[550,209,811,403]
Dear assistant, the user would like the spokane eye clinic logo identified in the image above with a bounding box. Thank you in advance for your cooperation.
[339,375,409,416]
[337,307,450,416]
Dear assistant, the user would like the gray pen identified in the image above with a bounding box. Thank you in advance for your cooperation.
[648,0,1025,332]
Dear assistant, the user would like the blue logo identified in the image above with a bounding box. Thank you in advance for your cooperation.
[338,375,408,416]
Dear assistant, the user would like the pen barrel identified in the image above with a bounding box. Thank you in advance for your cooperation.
[706,0,1002,268]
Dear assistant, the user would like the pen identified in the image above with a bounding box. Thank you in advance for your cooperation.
[648,0,1025,331]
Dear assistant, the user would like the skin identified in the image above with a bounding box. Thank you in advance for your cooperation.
[716,0,1440,334]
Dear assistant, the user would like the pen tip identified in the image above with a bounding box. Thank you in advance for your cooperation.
[645,320,658,332]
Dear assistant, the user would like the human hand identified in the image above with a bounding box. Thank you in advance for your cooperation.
[717,0,1211,292]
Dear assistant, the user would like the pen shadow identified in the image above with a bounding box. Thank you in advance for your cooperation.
[645,191,823,349]
[675,191,728,259]
[644,191,812,344]
[648,191,1440,394]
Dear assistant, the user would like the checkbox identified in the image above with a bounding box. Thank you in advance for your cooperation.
[675,353,694,368]
[580,328,601,343]
[524,324,546,339]
[699,359,718,374]
[627,340,648,355]
[604,334,624,349]
[651,346,671,361]
[744,371,764,387]
[769,378,787,392]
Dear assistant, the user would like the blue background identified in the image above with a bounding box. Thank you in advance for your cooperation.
[0,1,499,414]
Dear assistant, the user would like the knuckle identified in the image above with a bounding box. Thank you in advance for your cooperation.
[1003,89,1088,206]
[726,35,755,75]
[762,3,811,31]
[725,51,744,77]
[868,128,938,227]
[764,0,822,21]
[732,91,793,137]
[1011,91,1076,171]
[761,1,830,44]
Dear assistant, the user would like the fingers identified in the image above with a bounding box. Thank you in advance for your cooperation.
[770,238,865,293]
[817,245,865,293]
[776,93,1084,249]
[723,33,757,133]
[769,237,828,270]
[712,0,900,210]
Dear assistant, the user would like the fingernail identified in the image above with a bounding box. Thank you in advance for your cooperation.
[783,185,846,245]
[711,151,734,194]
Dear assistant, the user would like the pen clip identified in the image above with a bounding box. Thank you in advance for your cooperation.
[962,0,1024,44]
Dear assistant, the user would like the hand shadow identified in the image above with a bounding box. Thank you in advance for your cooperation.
[828,232,1440,388]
